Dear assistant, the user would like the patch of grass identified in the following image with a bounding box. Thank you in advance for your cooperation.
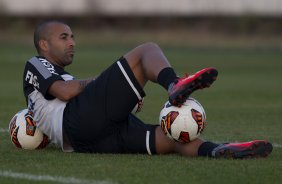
[0,39,281,184]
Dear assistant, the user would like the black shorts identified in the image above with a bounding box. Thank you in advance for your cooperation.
[63,57,157,154]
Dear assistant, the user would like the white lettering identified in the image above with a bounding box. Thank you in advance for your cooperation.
[39,58,58,75]
[25,70,39,88]
[25,71,33,83]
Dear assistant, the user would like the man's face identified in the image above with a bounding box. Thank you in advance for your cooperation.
[43,23,75,68]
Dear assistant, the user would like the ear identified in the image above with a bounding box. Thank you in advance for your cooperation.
[38,40,49,52]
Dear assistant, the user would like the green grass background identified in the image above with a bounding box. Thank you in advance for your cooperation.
[0,31,281,184]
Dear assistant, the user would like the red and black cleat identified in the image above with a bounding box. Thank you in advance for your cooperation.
[168,67,218,106]
[212,140,273,159]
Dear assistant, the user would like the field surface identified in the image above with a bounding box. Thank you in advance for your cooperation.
[0,31,281,184]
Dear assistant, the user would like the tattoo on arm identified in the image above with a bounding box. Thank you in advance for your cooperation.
[79,80,90,89]
[77,77,96,92]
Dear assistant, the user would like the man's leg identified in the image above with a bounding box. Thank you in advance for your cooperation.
[124,43,272,158]
[155,126,273,158]
[124,42,218,106]
[124,42,172,87]
[154,126,205,156]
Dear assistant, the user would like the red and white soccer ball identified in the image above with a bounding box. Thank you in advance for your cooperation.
[9,109,49,150]
[159,97,206,143]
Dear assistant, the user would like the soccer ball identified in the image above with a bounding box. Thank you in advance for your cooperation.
[9,109,49,150]
[159,97,206,143]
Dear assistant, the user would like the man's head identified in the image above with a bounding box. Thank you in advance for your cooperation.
[34,20,75,68]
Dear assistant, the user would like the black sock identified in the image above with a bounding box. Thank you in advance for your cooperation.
[198,141,219,157]
[157,67,178,90]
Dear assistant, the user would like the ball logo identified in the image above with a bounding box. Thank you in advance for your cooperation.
[160,111,179,135]
[24,110,50,149]
[191,109,205,134]
[178,131,190,143]
[9,113,22,148]
[25,111,37,136]
[37,135,50,149]
[11,127,22,148]
[9,116,17,136]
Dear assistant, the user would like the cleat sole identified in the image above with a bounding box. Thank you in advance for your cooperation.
[169,68,218,106]
[215,140,273,159]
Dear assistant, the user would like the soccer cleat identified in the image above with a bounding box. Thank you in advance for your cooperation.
[212,140,273,159]
[168,68,218,106]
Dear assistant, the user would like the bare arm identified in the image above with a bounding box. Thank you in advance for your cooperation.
[48,78,94,101]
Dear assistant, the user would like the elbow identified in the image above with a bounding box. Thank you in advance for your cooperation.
[57,93,74,101]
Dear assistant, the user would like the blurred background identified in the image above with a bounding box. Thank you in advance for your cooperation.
[1,0,282,48]
[0,2,281,184]
[0,0,281,124]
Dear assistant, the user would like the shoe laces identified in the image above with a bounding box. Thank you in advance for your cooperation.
[172,72,190,86]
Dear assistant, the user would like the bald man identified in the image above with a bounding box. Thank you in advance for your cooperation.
[22,20,272,158]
